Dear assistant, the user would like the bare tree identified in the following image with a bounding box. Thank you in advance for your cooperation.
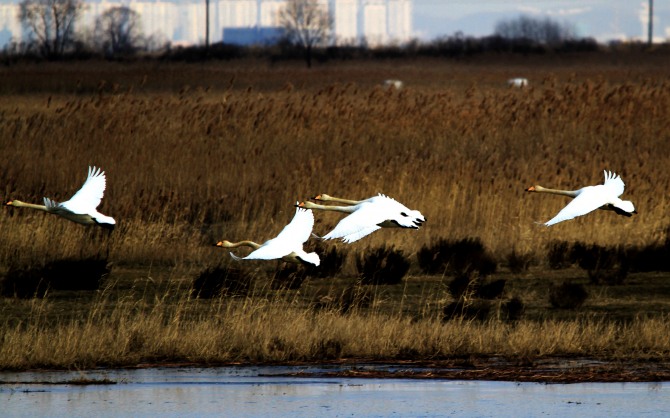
[494,15,575,45]
[278,0,332,68]
[18,0,83,59]
[95,6,143,58]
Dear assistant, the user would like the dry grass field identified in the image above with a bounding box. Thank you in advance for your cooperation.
[1,52,670,371]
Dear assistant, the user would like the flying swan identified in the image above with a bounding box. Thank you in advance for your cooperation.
[525,170,637,226]
[216,205,320,266]
[298,193,426,243]
[6,166,116,229]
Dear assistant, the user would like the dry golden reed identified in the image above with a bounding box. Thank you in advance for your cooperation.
[2,59,669,264]
[1,57,670,369]
[2,290,669,370]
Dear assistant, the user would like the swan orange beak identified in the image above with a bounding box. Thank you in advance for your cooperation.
[5,201,13,205]
[312,194,322,201]
[297,202,306,208]
[214,241,224,247]
[525,186,536,192]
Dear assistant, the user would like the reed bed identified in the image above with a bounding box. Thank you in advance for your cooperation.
[1,56,670,369]
[2,289,669,370]
[2,59,669,262]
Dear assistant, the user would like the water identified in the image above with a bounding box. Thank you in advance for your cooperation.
[1,366,668,417]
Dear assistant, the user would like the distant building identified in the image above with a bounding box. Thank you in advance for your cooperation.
[0,0,413,49]
[223,26,282,45]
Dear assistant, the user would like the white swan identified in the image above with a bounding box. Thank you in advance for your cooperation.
[508,77,528,88]
[5,166,116,229]
[525,170,637,226]
[298,193,426,243]
[383,79,403,90]
[216,205,320,266]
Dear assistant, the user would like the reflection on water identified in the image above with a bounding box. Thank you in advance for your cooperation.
[1,366,668,417]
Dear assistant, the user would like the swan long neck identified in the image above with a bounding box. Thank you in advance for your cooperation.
[300,201,357,213]
[216,240,261,250]
[527,185,580,198]
[314,194,361,205]
[6,200,48,211]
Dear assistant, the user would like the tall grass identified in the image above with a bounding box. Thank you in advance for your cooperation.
[1,57,670,369]
[2,287,669,370]
[3,60,669,265]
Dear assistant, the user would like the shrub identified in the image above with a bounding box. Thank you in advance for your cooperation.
[192,265,252,298]
[447,273,474,299]
[1,257,109,298]
[356,245,410,285]
[311,285,373,314]
[573,244,629,285]
[506,249,533,273]
[417,237,497,277]
[305,243,347,279]
[271,264,308,290]
[547,241,573,269]
[501,296,525,320]
[447,274,505,300]
[475,278,507,299]
[549,281,588,309]
[627,230,670,272]
[442,299,492,321]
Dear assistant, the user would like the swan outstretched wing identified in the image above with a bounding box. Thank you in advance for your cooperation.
[273,206,315,245]
[544,187,609,226]
[602,170,625,197]
[239,206,314,260]
[60,166,107,213]
[324,223,382,243]
[322,204,386,243]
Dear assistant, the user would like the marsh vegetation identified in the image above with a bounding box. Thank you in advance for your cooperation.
[1,52,669,370]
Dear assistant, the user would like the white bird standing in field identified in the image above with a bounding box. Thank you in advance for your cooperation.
[5,166,116,229]
[508,77,528,88]
[216,205,320,266]
[525,170,637,226]
[298,193,426,243]
[383,79,403,90]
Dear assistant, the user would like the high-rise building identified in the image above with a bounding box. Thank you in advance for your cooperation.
[0,0,412,48]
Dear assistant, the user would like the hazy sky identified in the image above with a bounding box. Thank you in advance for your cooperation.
[412,0,669,42]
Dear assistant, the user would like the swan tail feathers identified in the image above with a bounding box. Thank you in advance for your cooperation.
[298,252,320,267]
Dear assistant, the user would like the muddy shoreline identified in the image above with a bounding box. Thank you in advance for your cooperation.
[6,357,666,385]
[272,362,670,383]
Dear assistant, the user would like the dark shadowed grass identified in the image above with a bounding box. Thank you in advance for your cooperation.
[1,257,109,298]
[418,238,497,277]
[356,245,410,285]
[549,281,589,309]
[192,265,253,298]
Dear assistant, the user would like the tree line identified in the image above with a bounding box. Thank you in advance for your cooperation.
[9,0,610,65]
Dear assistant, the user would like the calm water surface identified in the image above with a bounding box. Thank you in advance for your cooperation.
[1,366,668,417]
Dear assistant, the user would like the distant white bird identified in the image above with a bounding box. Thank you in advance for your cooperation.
[216,205,320,266]
[525,170,637,226]
[508,78,528,88]
[5,166,116,229]
[383,79,403,90]
[298,193,426,243]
